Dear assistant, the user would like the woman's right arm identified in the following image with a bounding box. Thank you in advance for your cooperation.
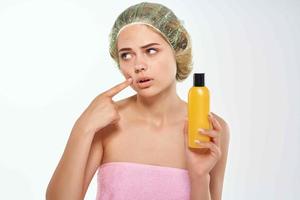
[46,78,133,200]
[46,122,99,200]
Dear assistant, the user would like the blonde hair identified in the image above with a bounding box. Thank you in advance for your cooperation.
[109,2,193,82]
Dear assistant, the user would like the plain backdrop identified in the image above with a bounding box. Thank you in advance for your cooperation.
[0,0,299,199]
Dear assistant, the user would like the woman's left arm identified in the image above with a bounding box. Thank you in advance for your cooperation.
[183,112,230,200]
[209,113,230,200]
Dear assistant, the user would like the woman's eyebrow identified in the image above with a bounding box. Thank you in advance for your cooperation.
[141,42,160,49]
[118,43,160,53]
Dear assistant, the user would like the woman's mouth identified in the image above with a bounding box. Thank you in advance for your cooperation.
[136,79,153,88]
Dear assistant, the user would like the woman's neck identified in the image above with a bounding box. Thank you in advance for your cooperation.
[132,81,185,127]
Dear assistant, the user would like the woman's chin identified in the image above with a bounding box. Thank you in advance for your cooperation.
[134,87,159,97]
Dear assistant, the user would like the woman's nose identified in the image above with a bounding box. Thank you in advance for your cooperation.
[134,52,148,73]
[134,64,147,73]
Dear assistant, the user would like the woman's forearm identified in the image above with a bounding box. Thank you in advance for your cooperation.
[190,174,211,200]
[46,123,95,200]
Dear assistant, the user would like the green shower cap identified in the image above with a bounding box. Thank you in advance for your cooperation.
[109,2,193,81]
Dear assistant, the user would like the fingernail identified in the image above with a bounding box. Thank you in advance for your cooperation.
[128,78,133,82]
[194,140,201,144]
[198,128,205,133]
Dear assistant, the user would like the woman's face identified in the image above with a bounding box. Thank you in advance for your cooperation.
[117,24,177,96]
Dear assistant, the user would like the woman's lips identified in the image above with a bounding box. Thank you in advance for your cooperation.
[136,79,153,88]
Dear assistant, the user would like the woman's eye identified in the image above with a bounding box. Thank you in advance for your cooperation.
[120,53,132,60]
[147,48,158,55]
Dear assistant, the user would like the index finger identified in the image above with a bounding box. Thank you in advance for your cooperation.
[104,78,133,97]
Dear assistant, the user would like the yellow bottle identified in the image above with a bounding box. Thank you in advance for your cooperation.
[188,73,211,148]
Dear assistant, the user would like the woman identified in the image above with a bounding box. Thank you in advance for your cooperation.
[46,2,230,200]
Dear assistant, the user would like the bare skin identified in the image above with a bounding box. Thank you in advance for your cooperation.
[100,94,188,169]
[46,24,230,200]
[46,78,134,200]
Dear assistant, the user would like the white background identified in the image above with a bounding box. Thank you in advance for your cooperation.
[0,0,299,199]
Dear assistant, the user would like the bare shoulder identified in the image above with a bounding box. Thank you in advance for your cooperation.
[211,112,230,137]
[210,113,230,153]
[114,94,136,111]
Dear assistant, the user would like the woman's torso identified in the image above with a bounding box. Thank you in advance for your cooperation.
[99,95,188,168]
[96,95,190,199]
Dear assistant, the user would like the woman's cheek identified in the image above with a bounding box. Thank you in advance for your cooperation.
[120,68,131,79]
[120,67,126,75]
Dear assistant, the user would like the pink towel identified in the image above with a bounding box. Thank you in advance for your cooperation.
[96,162,191,200]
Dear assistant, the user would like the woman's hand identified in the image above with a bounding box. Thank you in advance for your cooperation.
[183,112,223,180]
[73,78,133,134]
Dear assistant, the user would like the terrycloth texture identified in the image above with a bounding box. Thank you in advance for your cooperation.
[96,162,191,200]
